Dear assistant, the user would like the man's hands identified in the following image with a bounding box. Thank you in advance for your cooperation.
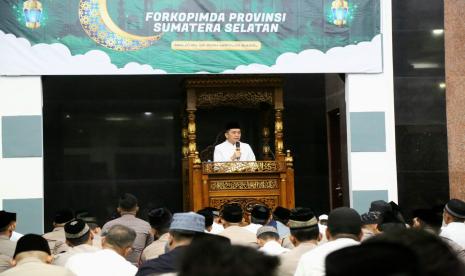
[231,149,241,161]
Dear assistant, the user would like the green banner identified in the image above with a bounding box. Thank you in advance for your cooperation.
[0,0,382,75]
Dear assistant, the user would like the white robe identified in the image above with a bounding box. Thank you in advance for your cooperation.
[440,222,465,249]
[66,249,137,276]
[259,240,291,256]
[213,141,256,162]
[294,238,360,276]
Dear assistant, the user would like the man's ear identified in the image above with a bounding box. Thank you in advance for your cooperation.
[168,233,174,243]
[357,231,363,241]
[117,207,122,214]
[45,255,53,264]
[8,222,16,232]
[289,235,297,245]
[325,228,332,240]
[10,259,16,267]
[135,206,140,213]
[123,246,132,257]
[101,236,107,248]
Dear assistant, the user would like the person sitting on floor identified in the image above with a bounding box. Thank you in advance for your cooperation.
[0,211,17,273]
[218,203,257,247]
[53,219,100,266]
[257,226,290,256]
[244,205,271,235]
[136,212,205,276]
[1,234,75,276]
[278,207,320,276]
[65,224,137,276]
[294,207,363,276]
[140,207,172,263]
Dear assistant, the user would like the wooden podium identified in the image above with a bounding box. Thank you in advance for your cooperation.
[182,77,295,211]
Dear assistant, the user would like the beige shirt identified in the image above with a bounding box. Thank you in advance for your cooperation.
[53,244,100,266]
[0,257,75,276]
[102,214,153,266]
[281,236,295,250]
[43,227,69,255]
[278,242,317,276]
[0,255,11,273]
[0,236,16,257]
[0,236,16,273]
[140,233,169,263]
[218,226,258,247]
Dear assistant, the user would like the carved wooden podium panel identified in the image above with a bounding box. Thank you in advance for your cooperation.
[182,77,295,211]
[191,161,295,211]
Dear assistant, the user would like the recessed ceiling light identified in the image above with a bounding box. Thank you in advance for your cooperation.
[432,29,444,36]
[105,117,130,121]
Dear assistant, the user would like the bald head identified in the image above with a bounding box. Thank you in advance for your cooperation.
[104,225,136,250]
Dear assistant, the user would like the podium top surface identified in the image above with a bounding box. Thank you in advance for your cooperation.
[202,161,287,174]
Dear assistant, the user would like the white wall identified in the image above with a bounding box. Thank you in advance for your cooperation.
[0,76,43,210]
[345,0,398,205]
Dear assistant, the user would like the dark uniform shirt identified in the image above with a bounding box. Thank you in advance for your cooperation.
[136,246,186,276]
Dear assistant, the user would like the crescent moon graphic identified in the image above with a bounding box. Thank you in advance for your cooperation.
[79,0,161,51]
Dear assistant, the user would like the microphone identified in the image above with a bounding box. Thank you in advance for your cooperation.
[235,142,240,160]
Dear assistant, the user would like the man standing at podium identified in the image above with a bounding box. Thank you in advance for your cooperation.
[213,122,256,162]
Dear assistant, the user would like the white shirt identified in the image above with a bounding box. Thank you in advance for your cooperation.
[440,222,465,249]
[53,244,100,266]
[243,223,262,234]
[10,232,23,242]
[259,240,291,256]
[213,141,255,162]
[294,238,360,276]
[209,222,225,235]
[65,249,137,276]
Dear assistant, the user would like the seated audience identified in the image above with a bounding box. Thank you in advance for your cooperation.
[0,234,74,276]
[177,235,279,276]
[440,199,465,249]
[325,241,423,276]
[140,207,172,263]
[369,200,406,232]
[294,207,362,276]
[411,207,465,260]
[136,212,205,276]
[272,206,291,239]
[317,214,328,243]
[244,205,271,234]
[218,203,257,247]
[365,228,465,276]
[278,207,320,276]
[88,222,102,248]
[0,211,17,272]
[206,207,224,234]
[256,226,290,256]
[75,211,102,248]
[65,224,137,276]
[43,210,74,255]
[360,211,381,240]
[101,193,152,266]
[412,208,442,234]
[53,219,99,266]
[197,208,214,233]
